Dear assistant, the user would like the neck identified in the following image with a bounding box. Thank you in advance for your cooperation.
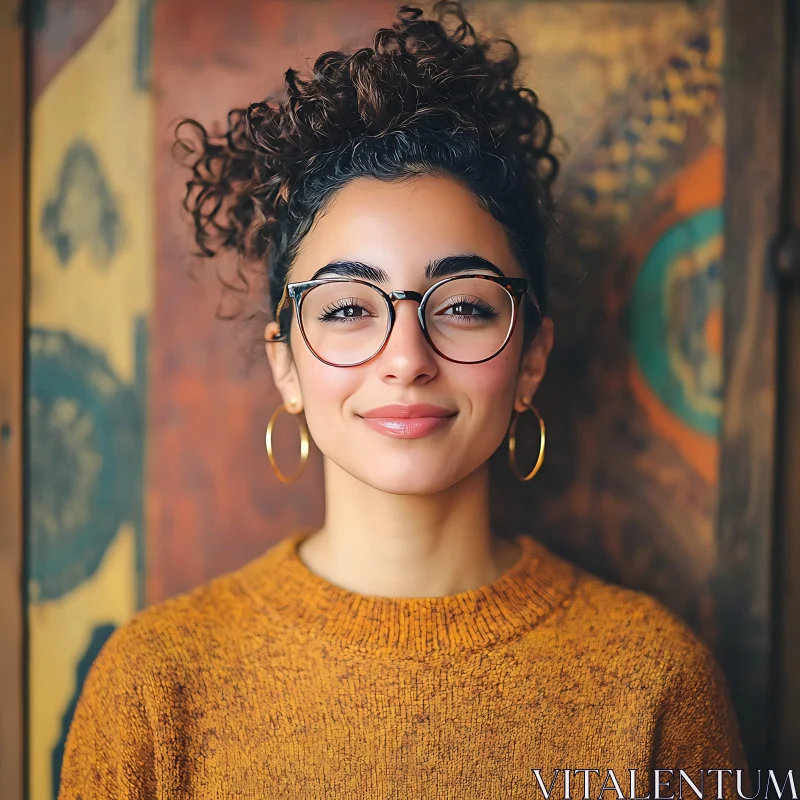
[299,458,519,598]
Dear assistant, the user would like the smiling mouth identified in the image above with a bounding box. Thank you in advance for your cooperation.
[358,415,457,439]
[357,403,458,439]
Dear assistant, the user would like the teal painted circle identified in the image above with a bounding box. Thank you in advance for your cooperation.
[27,328,143,601]
[629,207,723,437]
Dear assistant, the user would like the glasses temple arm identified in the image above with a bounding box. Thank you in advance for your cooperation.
[269,285,291,342]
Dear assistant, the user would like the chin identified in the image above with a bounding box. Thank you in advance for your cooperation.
[350,459,468,496]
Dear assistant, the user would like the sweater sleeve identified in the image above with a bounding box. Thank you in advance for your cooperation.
[650,632,752,800]
[57,621,158,800]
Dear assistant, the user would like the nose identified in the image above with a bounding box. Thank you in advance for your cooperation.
[374,297,438,385]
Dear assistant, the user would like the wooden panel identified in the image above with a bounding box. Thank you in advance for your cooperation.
[0,0,25,797]
[775,0,800,771]
[717,0,785,771]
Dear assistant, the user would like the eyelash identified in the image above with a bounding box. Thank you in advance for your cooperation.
[317,298,378,322]
[438,295,497,320]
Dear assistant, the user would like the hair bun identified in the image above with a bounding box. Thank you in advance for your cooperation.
[176,1,559,327]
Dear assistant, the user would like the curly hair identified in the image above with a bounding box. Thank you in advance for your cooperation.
[176,1,559,343]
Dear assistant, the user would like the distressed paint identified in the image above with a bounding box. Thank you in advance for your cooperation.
[27,0,153,797]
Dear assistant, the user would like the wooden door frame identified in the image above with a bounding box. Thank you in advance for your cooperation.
[772,0,800,773]
[0,0,25,798]
[720,0,791,773]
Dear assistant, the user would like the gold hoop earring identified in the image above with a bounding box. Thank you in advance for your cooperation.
[265,402,310,483]
[508,399,545,481]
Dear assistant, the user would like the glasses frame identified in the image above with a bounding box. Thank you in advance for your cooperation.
[269,273,540,367]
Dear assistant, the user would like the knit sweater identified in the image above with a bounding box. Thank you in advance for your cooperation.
[58,532,752,800]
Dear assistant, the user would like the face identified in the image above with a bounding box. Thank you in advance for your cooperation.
[265,173,554,495]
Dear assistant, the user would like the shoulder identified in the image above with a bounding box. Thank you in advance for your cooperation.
[547,553,727,693]
[89,564,257,682]
[555,563,748,775]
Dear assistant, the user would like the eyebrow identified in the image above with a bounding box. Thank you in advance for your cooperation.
[309,253,506,283]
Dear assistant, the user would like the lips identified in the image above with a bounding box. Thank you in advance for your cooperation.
[358,403,457,439]
[360,404,456,419]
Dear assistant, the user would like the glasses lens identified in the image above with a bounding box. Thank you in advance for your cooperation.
[425,277,515,363]
[300,281,390,366]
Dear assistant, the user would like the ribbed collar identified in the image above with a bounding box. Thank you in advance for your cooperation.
[237,532,578,658]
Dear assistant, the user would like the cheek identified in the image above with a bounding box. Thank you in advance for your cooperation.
[457,348,520,408]
[292,348,361,429]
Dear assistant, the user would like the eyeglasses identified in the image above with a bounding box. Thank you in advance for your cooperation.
[268,273,540,367]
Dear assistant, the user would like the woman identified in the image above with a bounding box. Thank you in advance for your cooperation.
[59,3,752,798]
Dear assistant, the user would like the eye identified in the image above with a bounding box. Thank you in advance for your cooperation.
[318,298,378,322]
[438,296,497,321]
[448,301,480,316]
[329,306,365,319]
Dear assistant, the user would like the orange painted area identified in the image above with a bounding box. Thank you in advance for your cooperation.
[668,146,724,215]
[629,362,718,485]
[704,306,723,357]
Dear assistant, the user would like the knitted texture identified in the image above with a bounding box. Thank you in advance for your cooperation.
[58,533,752,799]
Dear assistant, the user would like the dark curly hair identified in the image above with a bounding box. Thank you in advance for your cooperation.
[176,1,560,346]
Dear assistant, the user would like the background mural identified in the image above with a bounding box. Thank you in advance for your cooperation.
[486,1,727,629]
[26,1,765,797]
[27,1,152,797]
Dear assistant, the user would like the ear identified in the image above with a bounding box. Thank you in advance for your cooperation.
[265,321,304,413]
[513,316,554,413]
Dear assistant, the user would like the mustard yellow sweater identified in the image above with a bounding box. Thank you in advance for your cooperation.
[58,533,752,799]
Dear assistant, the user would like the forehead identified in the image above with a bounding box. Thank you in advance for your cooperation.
[289,173,523,282]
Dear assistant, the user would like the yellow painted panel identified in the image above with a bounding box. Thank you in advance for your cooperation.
[30,0,153,383]
[28,0,153,797]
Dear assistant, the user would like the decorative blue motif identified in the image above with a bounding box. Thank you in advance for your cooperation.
[629,208,723,436]
[41,139,123,268]
[27,321,147,602]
